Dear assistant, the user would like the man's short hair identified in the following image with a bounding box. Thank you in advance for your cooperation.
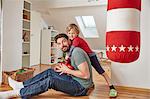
[54,33,69,43]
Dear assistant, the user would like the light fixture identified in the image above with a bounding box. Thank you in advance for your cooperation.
[88,0,99,2]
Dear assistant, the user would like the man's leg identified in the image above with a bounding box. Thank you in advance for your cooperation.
[23,68,54,87]
[8,68,54,89]
[0,89,20,99]
[20,69,87,98]
[8,77,24,89]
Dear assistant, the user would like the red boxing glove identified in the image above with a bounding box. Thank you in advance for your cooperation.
[65,58,71,65]
[65,63,75,70]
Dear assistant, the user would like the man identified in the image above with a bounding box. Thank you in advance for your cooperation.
[0,33,93,99]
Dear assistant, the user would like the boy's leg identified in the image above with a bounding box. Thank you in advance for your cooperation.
[20,70,87,98]
[89,54,117,97]
[89,54,105,75]
[90,55,114,86]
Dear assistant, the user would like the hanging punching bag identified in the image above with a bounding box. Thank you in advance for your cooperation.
[106,0,141,63]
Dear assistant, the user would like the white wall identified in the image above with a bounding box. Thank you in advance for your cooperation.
[147,1,150,90]
[40,29,51,64]
[0,0,2,84]
[2,0,23,71]
[143,0,150,89]
[111,0,150,89]
[30,11,47,66]
[43,5,107,50]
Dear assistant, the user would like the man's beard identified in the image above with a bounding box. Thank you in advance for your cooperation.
[62,45,70,52]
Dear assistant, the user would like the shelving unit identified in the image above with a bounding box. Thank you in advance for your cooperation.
[40,28,60,65]
[22,0,31,67]
[50,30,58,64]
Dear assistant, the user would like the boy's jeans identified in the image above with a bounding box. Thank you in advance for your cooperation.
[20,69,88,98]
[89,53,105,74]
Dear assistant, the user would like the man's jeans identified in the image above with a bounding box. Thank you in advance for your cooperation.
[20,69,88,98]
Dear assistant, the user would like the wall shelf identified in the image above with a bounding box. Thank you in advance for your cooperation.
[23,54,30,56]
[23,42,30,44]
[22,0,31,67]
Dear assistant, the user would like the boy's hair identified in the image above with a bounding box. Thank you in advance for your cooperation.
[66,23,80,34]
[54,33,69,43]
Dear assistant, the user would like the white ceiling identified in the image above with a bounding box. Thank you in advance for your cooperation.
[30,0,107,14]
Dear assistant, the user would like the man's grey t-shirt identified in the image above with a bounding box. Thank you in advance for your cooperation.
[70,47,93,88]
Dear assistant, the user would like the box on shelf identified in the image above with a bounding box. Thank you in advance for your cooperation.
[2,67,35,85]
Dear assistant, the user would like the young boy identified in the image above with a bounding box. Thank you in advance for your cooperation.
[65,23,117,97]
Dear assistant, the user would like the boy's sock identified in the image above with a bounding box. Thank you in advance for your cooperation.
[8,77,24,89]
[0,89,20,99]
[109,85,115,90]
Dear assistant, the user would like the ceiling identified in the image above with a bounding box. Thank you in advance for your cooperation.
[29,0,107,14]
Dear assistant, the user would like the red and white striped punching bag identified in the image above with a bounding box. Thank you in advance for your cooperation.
[106,0,141,63]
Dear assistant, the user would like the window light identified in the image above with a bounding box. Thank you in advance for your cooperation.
[75,16,99,38]
[81,16,96,28]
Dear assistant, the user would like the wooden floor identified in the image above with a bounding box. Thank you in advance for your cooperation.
[0,65,150,99]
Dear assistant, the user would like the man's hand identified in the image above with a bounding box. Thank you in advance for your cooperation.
[53,65,61,72]
[55,63,71,74]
